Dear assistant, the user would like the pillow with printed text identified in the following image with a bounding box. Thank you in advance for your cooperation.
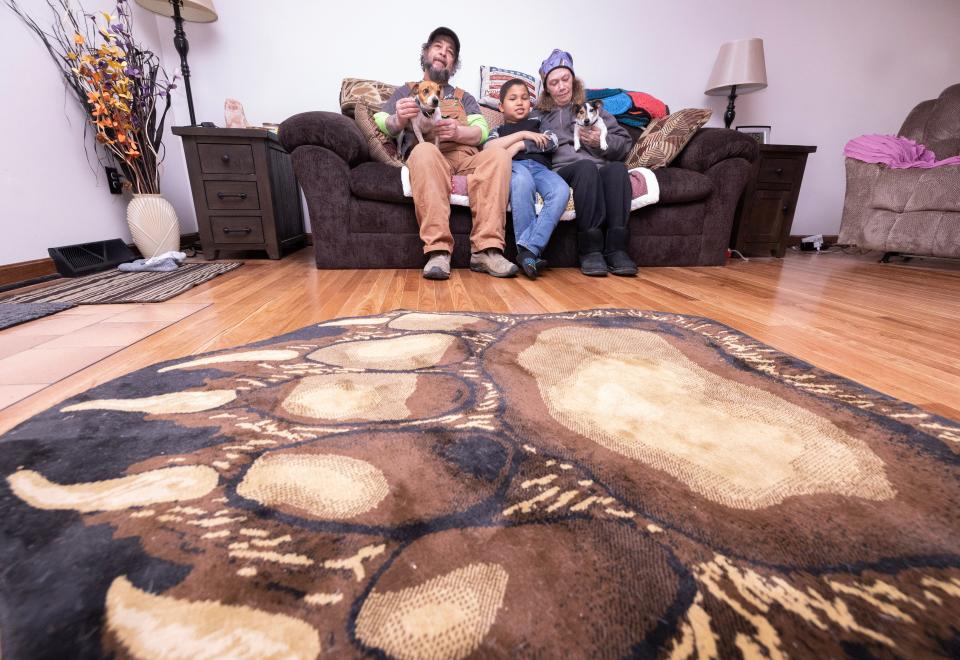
[479,65,537,110]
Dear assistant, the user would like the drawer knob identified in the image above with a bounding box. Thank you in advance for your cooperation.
[222,227,252,234]
[782,205,790,213]
[217,192,248,200]
[221,154,231,163]
[775,167,784,175]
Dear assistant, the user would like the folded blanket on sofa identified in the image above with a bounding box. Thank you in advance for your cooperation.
[399,167,659,221]
[844,134,960,168]
[586,88,669,129]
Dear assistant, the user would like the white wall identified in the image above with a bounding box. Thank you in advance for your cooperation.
[0,0,190,265]
[4,0,959,264]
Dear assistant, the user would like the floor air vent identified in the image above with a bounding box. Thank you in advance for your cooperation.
[48,239,136,277]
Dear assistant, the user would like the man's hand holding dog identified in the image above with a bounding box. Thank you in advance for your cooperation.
[393,98,420,129]
[434,118,459,142]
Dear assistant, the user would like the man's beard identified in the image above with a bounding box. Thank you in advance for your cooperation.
[420,54,451,85]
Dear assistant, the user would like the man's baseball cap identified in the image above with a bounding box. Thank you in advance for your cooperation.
[427,27,460,59]
[540,49,575,80]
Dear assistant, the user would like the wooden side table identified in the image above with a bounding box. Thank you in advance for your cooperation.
[730,144,817,257]
[172,126,306,260]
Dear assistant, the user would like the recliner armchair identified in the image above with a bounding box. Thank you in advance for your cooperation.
[838,83,960,260]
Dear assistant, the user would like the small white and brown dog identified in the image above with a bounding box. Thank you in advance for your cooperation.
[573,99,608,152]
[398,80,443,151]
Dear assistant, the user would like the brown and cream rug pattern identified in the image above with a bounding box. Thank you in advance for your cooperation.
[0,309,958,658]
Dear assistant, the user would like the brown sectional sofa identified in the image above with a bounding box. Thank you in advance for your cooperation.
[279,110,759,269]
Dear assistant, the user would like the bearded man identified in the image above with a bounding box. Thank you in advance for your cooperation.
[376,27,517,279]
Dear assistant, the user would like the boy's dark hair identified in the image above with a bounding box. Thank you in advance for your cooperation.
[499,78,530,103]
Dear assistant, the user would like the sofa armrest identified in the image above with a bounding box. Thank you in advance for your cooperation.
[672,127,759,173]
[279,111,369,167]
[290,145,358,268]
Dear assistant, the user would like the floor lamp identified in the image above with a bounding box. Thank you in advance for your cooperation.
[135,0,218,127]
[705,38,768,129]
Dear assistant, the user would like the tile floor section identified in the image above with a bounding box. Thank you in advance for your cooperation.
[0,303,208,410]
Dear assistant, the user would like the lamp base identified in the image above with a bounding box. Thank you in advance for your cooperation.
[724,85,738,130]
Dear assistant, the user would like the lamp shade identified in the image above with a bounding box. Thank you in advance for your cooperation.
[135,0,217,22]
[705,38,767,96]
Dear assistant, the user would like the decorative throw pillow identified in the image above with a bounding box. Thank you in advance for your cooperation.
[478,106,505,132]
[340,78,397,117]
[625,108,712,169]
[354,101,404,168]
[479,65,537,110]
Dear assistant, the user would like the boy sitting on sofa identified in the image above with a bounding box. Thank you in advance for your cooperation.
[483,79,568,280]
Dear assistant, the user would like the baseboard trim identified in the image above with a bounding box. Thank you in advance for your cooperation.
[0,258,58,288]
[788,234,838,247]
[1,233,204,290]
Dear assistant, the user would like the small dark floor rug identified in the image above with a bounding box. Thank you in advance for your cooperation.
[4,262,241,304]
[0,301,77,330]
[0,309,958,658]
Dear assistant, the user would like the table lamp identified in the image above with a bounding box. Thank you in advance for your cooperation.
[135,0,218,126]
[705,38,768,129]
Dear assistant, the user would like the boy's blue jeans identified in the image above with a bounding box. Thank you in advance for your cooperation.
[510,159,568,257]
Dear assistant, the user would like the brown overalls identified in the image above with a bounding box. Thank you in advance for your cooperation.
[406,83,511,255]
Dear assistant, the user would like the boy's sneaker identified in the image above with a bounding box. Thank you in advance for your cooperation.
[470,249,519,278]
[517,248,539,280]
[422,251,451,280]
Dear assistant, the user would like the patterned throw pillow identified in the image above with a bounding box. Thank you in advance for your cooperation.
[479,65,537,110]
[625,108,712,169]
[354,102,404,168]
[478,106,504,132]
[340,78,397,117]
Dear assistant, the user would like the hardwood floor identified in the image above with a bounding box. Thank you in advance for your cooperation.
[1,247,958,433]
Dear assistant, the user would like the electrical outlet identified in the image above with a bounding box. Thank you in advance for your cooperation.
[104,167,123,195]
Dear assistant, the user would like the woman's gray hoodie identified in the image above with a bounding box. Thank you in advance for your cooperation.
[538,105,633,171]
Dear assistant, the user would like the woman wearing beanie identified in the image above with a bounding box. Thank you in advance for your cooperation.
[537,49,637,276]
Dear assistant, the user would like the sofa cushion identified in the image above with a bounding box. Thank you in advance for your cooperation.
[919,83,960,160]
[654,167,713,204]
[350,162,408,203]
[339,78,397,117]
[871,167,960,213]
[625,108,712,169]
[354,102,405,167]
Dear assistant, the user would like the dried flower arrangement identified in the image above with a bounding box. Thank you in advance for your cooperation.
[6,0,177,193]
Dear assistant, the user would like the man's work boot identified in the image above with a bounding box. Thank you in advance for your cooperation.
[470,248,519,278]
[422,251,451,280]
[578,229,608,277]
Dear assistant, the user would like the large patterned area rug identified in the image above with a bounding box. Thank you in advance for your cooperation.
[1,309,958,658]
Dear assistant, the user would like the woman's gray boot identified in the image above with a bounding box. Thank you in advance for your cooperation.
[578,229,608,277]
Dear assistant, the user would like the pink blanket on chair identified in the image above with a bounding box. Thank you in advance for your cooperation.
[844,134,960,168]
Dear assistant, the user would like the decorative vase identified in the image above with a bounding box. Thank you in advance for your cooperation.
[126,194,180,259]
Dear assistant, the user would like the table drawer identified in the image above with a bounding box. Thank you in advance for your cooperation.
[758,157,801,185]
[198,143,255,174]
[210,216,265,244]
[204,181,260,210]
